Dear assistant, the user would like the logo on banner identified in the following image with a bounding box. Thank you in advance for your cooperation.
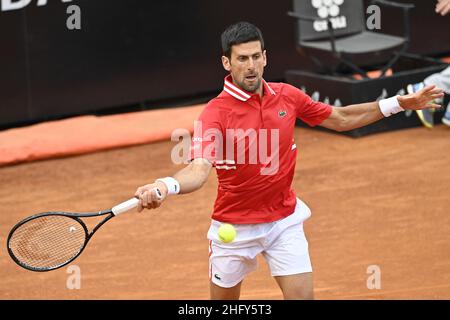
[1,0,81,30]
[1,0,72,11]
[311,0,347,32]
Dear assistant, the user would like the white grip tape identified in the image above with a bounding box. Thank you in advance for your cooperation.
[111,189,162,216]
[379,96,404,117]
[111,198,139,216]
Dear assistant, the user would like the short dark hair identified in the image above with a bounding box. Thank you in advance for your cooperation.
[221,22,265,58]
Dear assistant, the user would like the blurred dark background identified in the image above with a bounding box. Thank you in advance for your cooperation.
[1,0,449,128]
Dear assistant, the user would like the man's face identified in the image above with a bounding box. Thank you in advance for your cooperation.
[222,41,267,93]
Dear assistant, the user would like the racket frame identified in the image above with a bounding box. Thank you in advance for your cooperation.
[7,194,157,272]
[7,210,114,272]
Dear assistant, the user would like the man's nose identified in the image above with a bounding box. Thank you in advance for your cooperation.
[247,58,255,69]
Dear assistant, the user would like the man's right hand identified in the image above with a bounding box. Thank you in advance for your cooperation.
[134,181,168,212]
[436,0,450,16]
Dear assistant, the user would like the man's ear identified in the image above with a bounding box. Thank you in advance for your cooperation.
[263,50,267,67]
[222,55,231,72]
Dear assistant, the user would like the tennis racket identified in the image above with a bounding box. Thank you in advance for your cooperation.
[7,189,161,272]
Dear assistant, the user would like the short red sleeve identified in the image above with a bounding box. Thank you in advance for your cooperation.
[294,87,332,127]
[188,103,224,165]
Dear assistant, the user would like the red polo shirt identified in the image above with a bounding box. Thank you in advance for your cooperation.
[190,75,332,224]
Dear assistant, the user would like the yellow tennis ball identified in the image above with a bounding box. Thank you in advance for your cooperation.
[218,223,236,243]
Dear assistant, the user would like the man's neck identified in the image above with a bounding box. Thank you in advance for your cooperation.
[231,79,264,98]
[255,85,263,98]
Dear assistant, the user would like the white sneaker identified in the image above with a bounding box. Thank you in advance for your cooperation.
[442,113,450,127]
[442,102,450,127]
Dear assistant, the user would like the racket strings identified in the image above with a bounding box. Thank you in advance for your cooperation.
[8,215,87,270]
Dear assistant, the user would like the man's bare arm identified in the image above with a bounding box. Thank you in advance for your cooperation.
[134,158,212,212]
[172,158,213,194]
[320,85,443,132]
[320,101,383,132]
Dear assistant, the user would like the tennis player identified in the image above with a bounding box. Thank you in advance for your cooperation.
[134,22,443,300]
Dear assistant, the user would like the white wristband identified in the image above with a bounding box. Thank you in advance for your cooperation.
[156,177,180,195]
[379,95,404,117]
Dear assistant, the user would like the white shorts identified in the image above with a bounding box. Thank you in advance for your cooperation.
[207,198,313,288]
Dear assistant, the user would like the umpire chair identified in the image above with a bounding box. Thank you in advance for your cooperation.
[288,0,415,78]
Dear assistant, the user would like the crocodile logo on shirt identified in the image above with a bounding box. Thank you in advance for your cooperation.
[278,110,287,118]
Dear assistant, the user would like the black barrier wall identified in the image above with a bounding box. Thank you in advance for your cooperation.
[1,0,450,128]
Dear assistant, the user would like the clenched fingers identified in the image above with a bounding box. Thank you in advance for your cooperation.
[136,188,163,212]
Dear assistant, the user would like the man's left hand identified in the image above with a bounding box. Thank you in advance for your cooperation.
[436,0,450,16]
[398,85,444,110]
